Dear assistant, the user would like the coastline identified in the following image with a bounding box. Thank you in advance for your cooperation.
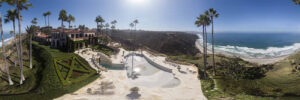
[195,40,290,65]
[0,36,15,48]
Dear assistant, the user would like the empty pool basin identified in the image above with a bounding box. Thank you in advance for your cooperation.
[125,53,181,88]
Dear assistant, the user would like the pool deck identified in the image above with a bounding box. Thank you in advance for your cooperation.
[55,48,207,100]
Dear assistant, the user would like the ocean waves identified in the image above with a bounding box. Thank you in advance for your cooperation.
[196,34,300,59]
[0,36,14,48]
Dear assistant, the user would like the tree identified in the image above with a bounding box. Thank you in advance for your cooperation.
[130,87,139,93]
[133,19,139,31]
[46,11,51,26]
[31,17,37,25]
[4,9,21,69]
[195,14,210,79]
[7,0,33,84]
[133,19,139,50]
[95,15,105,35]
[0,0,14,85]
[130,23,134,29]
[206,8,219,76]
[293,0,300,4]
[78,24,88,30]
[110,20,117,31]
[129,22,134,76]
[43,12,47,26]
[58,9,67,28]
[26,25,37,69]
[127,87,141,100]
[67,14,75,29]
[105,23,110,35]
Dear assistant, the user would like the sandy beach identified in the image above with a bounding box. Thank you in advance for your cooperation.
[195,41,290,65]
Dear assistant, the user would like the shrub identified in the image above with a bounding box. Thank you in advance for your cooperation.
[217,58,266,80]
[130,87,139,93]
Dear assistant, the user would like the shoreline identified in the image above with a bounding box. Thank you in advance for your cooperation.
[0,36,15,48]
[195,40,290,65]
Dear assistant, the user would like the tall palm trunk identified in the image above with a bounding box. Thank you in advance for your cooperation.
[61,20,64,28]
[0,13,14,85]
[96,22,99,37]
[29,33,32,69]
[134,24,137,51]
[130,28,134,76]
[205,25,208,76]
[44,16,46,26]
[202,25,207,78]
[17,6,25,84]
[68,21,71,29]
[211,17,216,76]
[47,15,50,26]
[13,20,20,68]
[100,22,103,35]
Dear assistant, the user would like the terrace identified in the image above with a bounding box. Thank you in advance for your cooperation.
[55,48,206,100]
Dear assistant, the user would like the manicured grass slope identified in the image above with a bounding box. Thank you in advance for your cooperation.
[0,42,98,100]
[167,53,300,100]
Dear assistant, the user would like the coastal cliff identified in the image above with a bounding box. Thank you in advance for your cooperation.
[109,30,200,56]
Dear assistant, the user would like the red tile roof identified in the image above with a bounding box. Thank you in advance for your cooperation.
[37,34,50,38]
[51,29,96,34]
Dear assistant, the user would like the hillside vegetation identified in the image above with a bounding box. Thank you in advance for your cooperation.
[110,30,200,56]
[168,53,300,100]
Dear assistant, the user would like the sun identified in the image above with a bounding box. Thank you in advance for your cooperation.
[128,0,148,5]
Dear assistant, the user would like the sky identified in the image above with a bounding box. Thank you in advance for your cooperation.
[1,0,300,33]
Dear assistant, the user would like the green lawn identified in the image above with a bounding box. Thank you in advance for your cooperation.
[167,53,300,100]
[0,41,99,100]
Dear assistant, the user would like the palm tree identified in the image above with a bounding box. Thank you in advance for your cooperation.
[58,9,67,28]
[293,0,300,4]
[28,18,37,69]
[206,8,219,76]
[133,19,139,31]
[129,22,134,76]
[4,9,20,69]
[204,13,211,79]
[7,0,33,84]
[95,15,105,35]
[133,19,139,52]
[43,12,47,26]
[26,25,36,69]
[195,14,210,79]
[0,0,14,85]
[31,17,37,25]
[111,20,117,31]
[67,14,75,29]
[46,11,51,26]
[105,23,110,35]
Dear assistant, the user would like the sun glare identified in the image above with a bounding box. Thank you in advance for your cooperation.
[128,0,148,5]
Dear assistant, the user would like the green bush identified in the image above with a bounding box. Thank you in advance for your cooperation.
[0,42,99,100]
[217,58,266,80]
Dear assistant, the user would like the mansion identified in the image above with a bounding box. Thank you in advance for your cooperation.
[50,29,96,49]
[35,28,98,51]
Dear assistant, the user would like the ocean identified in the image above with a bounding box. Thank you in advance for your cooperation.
[0,33,14,47]
[197,33,300,58]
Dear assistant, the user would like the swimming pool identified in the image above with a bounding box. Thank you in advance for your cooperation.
[125,53,181,88]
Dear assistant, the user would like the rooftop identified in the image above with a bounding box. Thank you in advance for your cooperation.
[51,29,96,34]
